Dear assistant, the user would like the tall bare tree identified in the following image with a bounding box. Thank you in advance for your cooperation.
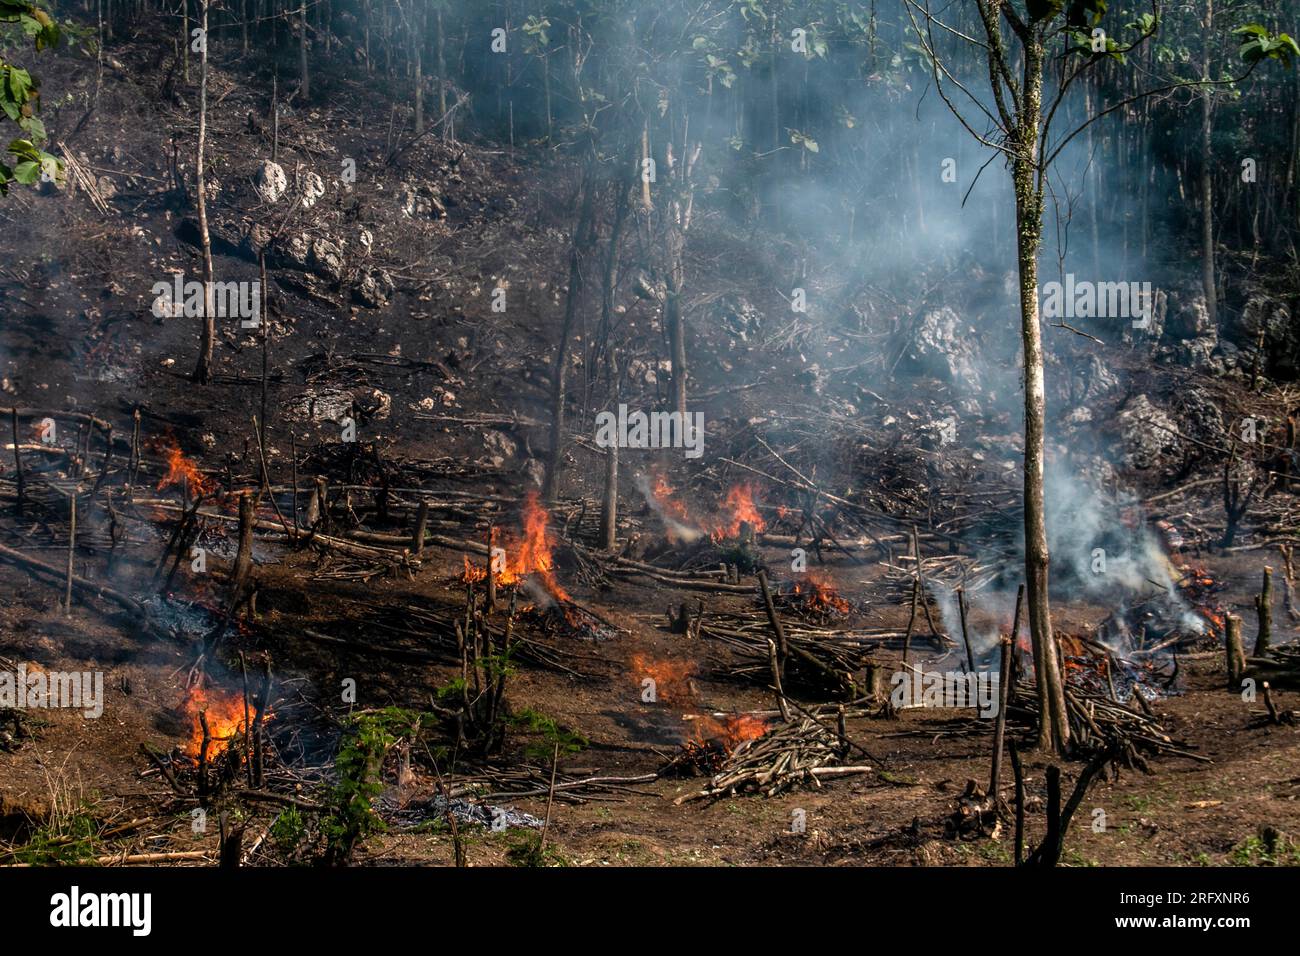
[192,0,216,384]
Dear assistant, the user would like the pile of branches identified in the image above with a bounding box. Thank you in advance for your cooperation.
[674,716,873,802]
[1006,681,1206,770]
[694,608,894,695]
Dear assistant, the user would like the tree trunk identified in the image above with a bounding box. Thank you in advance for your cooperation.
[192,0,216,384]
[665,229,688,418]
[543,159,597,503]
[413,0,424,136]
[1012,34,1070,756]
[436,6,447,139]
[1200,0,1217,330]
[181,0,189,84]
[299,0,309,100]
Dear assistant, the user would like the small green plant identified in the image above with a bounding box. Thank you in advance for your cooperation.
[1230,828,1300,866]
[321,707,424,866]
[505,830,567,867]
[510,707,587,762]
[5,802,100,865]
[269,806,307,861]
[0,2,63,193]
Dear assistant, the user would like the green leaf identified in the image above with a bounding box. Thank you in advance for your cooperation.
[19,115,44,143]
[12,159,39,184]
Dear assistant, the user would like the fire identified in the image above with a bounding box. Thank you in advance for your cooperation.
[787,572,851,615]
[650,473,697,542]
[631,652,696,702]
[462,555,487,583]
[1175,563,1226,636]
[709,484,766,542]
[181,684,264,760]
[156,437,214,496]
[460,493,569,601]
[689,713,772,752]
[648,473,767,543]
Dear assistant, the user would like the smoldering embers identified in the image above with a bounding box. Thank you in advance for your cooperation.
[594,404,704,459]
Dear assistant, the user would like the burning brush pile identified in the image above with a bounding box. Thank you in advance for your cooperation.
[635,473,767,566]
[459,492,614,640]
[674,714,874,801]
[775,572,853,621]
[630,653,872,797]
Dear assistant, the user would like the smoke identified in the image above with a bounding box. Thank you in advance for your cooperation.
[632,472,702,544]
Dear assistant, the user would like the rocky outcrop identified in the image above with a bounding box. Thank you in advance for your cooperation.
[900,307,983,394]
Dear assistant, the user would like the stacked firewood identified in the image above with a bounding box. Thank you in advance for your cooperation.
[674,716,873,802]
[1006,681,1206,770]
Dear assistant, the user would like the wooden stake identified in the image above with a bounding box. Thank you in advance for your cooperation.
[957,585,975,673]
[1225,614,1246,687]
[989,636,1011,799]
[757,569,788,673]
[485,525,497,613]
[412,500,430,557]
[63,494,76,616]
[768,637,791,721]
[9,407,24,511]
[1254,566,1273,657]
[229,491,255,610]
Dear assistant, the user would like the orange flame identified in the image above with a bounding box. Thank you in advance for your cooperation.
[182,684,266,760]
[689,713,772,752]
[156,438,214,496]
[788,572,851,614]
[708,484,766,542]
[631,652,696,702]
[649,474,767,543]
[460,493,569,601]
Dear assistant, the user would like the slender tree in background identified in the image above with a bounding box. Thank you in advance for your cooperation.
[299,0,309,99]
[1201,0,1218,331]
[907,0,1295,752]
[192,0,216,384]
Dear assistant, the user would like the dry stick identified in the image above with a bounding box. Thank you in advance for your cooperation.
[240,652,253,788]
[1263,681,1282,724]
[129,408,141,500]
[990,635,1012,800]
[9,407,24,511]
[198,710,211,803]
[1225,614,1246,688]
[902,576,919,665]
[756,569,788,675]
[250,415,291,534]
[412,500,430,557]
[1010,743,1026,866]
[956,585,975,673]
[768,637,792,721]
[89,423,113,503]
[539,741,560,856]
[253,663,271,789]
[290,433,299,534]
[485,525,497,614]
[63,494,77,616]
[258,250,269,452]
[911,524,942,637]
[1008,583,1025,694]
[1254,566,1273,657]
